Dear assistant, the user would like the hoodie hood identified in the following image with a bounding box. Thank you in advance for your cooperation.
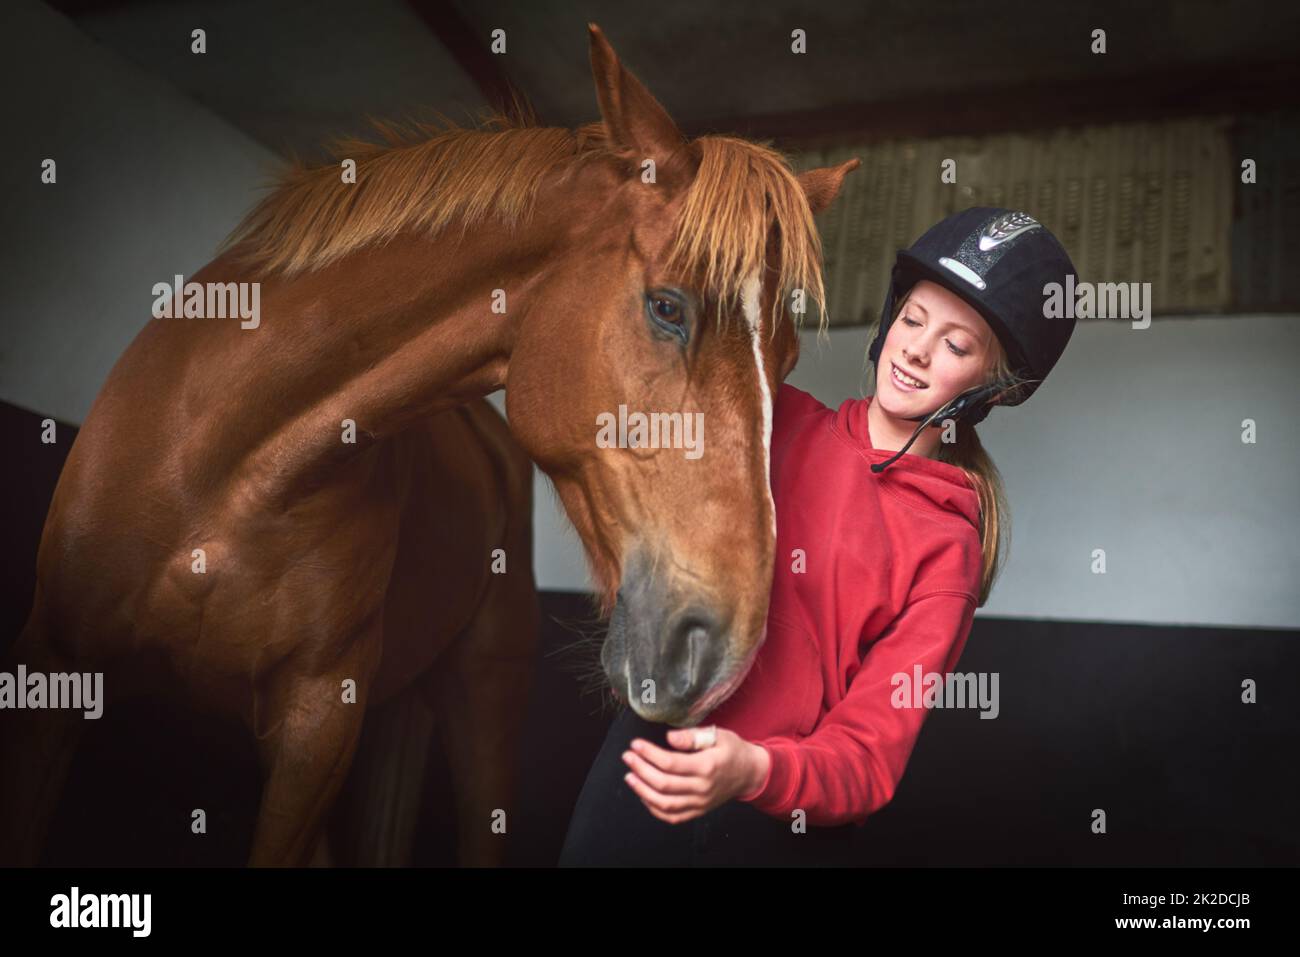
[831,394,981,530]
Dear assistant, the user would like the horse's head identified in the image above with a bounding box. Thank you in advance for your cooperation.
[506,24,858,725]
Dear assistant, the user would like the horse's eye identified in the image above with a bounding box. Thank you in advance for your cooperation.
[652,296,682,323]
[645,291,690,346]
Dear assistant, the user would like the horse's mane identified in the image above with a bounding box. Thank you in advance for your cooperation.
[224,106,828,330]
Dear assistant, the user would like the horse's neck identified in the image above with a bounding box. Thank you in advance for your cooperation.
[279,237,514,420]
[210,225,547,504]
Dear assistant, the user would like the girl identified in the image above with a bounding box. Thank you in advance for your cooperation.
[558,207,1078,867]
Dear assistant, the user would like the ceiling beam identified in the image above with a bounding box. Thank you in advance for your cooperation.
[682,59,1300,149]
[405,0,536,122]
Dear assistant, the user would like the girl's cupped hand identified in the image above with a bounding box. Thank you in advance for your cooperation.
[621,726,770,824]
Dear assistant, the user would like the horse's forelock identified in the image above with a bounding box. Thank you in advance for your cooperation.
[663,136,829,335]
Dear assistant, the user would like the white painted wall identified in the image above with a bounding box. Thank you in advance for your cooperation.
[0,1,279,425]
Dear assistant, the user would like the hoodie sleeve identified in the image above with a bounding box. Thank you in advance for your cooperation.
[774,382,830,422]
[735,589,978,826]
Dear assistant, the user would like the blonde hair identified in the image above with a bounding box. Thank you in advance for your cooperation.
[866,292,1021,607]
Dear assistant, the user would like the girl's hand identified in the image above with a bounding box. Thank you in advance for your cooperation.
[621,726,770,824]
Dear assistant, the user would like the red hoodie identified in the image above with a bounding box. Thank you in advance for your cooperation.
[706,383,983,827]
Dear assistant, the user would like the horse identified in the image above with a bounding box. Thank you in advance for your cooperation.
[316,397,540,867]
[0,22,858,866]
[3,396,538,868]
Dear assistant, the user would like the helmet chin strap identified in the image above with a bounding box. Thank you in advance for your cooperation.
[869,378,1011,474]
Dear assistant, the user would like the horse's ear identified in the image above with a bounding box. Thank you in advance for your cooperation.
[587,23,696,187]
[798,158,862,214]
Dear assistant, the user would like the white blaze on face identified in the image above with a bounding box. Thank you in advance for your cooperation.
[740,273,776,543]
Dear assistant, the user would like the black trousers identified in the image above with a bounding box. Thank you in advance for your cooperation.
[558,705,859,867]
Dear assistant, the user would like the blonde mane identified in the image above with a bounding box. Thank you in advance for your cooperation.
[225,109,828,330]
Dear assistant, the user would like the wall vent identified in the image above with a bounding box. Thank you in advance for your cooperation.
[794,117,1240,327]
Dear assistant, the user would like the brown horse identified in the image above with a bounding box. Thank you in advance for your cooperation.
[318,398,540,867]
[4,396,538,868]
[0,23,858,866]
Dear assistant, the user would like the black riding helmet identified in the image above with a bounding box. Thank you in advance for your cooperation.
[867,207,1079,472]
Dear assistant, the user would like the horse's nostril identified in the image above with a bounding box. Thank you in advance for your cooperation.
[665,610,721,698]
[687,623,706,676]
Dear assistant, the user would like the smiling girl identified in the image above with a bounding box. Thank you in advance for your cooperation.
[559,207,1078,866]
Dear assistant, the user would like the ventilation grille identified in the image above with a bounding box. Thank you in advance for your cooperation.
[1232,111,1300,312]
[794,117,1236,326]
